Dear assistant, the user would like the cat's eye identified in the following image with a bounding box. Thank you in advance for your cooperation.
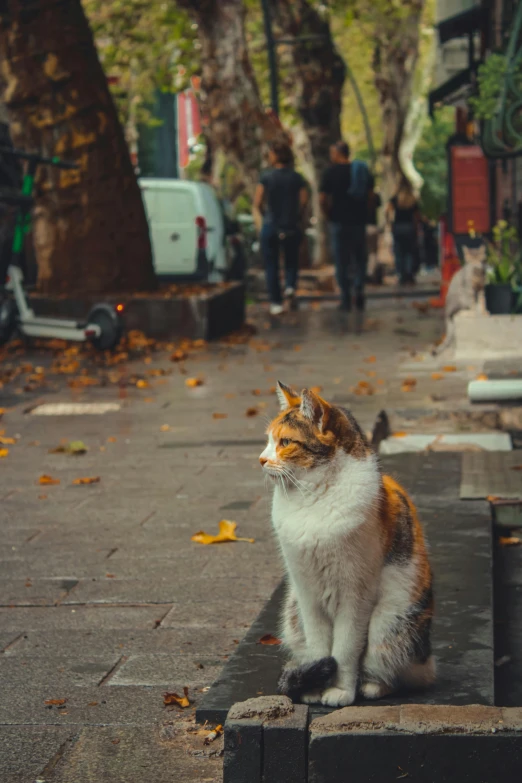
[280,438,291,447]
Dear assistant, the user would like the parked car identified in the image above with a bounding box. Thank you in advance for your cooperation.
[139,178,227,282]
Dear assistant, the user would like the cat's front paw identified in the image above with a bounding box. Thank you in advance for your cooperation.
[320,686,355,707]
[301,691,323,704]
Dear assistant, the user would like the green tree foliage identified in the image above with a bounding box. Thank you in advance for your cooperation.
[82,0,197,128]
[413,107,454,220]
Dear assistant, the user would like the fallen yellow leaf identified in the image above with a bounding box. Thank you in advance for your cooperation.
[72,476,100,485]
[44,698,67,706]
[185,377,203,388]
[0,448,8,458]
[163,687,190,707]
[442,365,457,373]
[246,407,259,417]
[191,520,255,545]
[160,424,170,432]
[0,436,16,445]
[393,432,408,438]
[38,494,48,500]
[212,413,228,419]
[431,373,444,381]
[38,475,60,485]
[0,408,6,416]
[107,436,117,443]
[364,355,377,363]
[475,373,488,381]
[136,379,149,389]
[499,536,521,547]
[352,380,374,396]
[310,385,323,394]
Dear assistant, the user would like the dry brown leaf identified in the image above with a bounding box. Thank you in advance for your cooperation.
[224,393,236,399]
[107,436,117,443]
[310,385,323,394]
[352,380,374,396]
[258,634,282,646]
[364,355,377,363]
[45,698,66,706]
[431,373,444,381]
[366,371,377,378]
[160,424,170,432]
[251,389,261,396]
[191,519,255,545]
[393,432,408,438]
[442,365,457,373]
[293,345,302,352]
[499,536,522,547]
[0,448,8,459]
[0,435,16,445]
[0,408,6,416]
[72,476,100,485]
[136,379,149,389]
[510,465,522,471]
[88,701,98,707]
[185,377,203,388]
[106,573,116,578]
[38,495,48,500]
[39,475,60,486]
[163,686,190,708]
[486,495,500,503]
[212,413,228,419]
[170,349,187,362]
[377,379,385,386]
[475,373,488,381]
[401,378,417,392]
[246,407,259,417]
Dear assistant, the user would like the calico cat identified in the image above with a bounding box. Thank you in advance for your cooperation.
[433,244,487,355]
[259,382,434,707]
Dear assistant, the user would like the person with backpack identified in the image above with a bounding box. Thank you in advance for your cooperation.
[253,140,309,315]
[320,141,370,318]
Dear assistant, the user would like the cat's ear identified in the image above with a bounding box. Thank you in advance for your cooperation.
[300,389,330,430]
[276,381,300,410]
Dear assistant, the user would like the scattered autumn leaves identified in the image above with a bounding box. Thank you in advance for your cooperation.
[163,687,190,708]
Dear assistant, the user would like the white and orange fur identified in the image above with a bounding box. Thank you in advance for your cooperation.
[259,382,435,707]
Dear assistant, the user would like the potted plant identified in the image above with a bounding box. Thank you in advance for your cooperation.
[485,221,520,314]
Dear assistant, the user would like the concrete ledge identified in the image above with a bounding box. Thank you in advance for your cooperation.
[455,312,522,360]
[309,706,522,783]
[224,696,309,783]
[309,705,522,736]
[28,282,245,341]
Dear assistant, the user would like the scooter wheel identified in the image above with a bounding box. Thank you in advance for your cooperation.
[86,304,123,351]
[0,297,17,346]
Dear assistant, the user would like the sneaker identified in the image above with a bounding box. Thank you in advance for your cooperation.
[269,303,284,316]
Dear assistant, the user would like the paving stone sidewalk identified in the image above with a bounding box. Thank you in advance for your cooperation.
[0,299,491,782]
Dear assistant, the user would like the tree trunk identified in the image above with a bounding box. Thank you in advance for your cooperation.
[372,1,425,201]
[268,0,346,264]
[177,0,281,195]
[0,0,155,295]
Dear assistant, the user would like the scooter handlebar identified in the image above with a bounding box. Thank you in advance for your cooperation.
[0,146,79,170]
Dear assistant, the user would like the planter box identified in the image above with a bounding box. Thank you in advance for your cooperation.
[454,311,522,360]
[28,281,245,341]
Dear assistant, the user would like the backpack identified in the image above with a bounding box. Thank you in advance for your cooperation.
[348,159,371,201]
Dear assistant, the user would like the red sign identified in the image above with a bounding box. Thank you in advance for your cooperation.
[450,145,490,234]
[177,90,202,170]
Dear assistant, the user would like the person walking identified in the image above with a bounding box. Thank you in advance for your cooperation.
[253,140,308,315]
[319,141,370,318]
[387,180,420,285]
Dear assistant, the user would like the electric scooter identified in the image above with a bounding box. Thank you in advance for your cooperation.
[0,146,123,350]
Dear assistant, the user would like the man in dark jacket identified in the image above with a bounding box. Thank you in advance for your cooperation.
[320,141,370,319]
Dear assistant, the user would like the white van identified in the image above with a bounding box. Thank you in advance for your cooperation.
[139,179,226,281]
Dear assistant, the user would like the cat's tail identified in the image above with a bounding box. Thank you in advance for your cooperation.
[431,318,455,356]
[277,657,337,700]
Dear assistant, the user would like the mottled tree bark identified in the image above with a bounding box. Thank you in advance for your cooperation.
[0,0,155,295]
[268,0,346,263]
[372,1,425,200]
[177,0,281,194]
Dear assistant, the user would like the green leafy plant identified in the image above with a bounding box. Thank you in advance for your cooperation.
[486,220,521,285]
[469,54,509,120]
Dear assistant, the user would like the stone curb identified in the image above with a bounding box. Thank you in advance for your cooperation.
[310,705,522,736]
[224,696,309,783]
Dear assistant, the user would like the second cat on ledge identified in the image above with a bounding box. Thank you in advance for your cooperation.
[259,382,435,707]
